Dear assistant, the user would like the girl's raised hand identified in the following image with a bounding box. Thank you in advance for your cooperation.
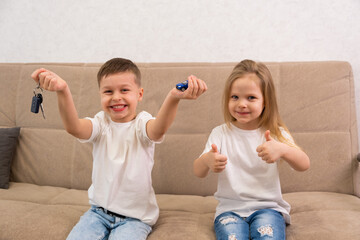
[31,68,68,92]
[256,130,284,164]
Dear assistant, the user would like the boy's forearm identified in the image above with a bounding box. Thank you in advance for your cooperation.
[56,86,84,136]
[147,92,180,141]
[147,76,207,141]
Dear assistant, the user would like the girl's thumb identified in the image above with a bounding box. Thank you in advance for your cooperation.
[265,130,273,141]
[211,144,218,153]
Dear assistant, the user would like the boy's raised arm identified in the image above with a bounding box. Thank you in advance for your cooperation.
[31,69,92,140]
[146,75,207,141]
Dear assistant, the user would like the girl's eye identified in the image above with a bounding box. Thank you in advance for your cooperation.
[231,95,238,100]
[248,96,256,100]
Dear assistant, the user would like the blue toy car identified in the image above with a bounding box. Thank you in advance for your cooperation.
[176,80,188,92]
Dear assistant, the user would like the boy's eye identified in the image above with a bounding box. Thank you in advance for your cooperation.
[121,89,129,93]
[104,90,112,94]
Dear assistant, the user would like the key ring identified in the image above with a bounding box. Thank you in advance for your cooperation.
[33,83,43,96]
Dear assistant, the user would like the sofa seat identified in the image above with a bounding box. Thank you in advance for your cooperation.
[284,192,360,240]
[1,182,360,240]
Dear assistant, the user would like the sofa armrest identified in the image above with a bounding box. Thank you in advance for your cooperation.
[355,153,360,198]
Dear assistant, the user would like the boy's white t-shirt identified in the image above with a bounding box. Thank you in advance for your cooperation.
[79,111,163,226]
[202,123,293,224]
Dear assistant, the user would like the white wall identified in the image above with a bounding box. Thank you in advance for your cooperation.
[1,0,360,144]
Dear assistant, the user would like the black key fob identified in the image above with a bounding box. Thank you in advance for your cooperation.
[31,94,42,113]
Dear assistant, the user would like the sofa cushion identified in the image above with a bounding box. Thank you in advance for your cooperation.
[0,182,89,205]
[0,127,20,189]
[1,183,360,239]
[284,192,360,240]
[0,200,87,240]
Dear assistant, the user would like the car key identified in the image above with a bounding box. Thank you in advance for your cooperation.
[39,94,46,119]
[31,84,46,119]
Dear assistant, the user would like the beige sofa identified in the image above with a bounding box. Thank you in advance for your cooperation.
[0,61,359,240]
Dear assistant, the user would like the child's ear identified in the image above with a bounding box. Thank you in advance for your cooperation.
[138,88,144,101]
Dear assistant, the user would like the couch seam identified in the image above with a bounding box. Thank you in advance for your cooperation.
[290,209,360,214]
[0,199,89,207]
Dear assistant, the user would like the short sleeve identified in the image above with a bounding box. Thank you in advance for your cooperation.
[77,112,103,143]
[136,111,164,144]
[279,127,297,148]
[201,126,223,156]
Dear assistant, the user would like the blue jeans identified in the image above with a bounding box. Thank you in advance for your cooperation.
[66,206,152,240]
[214,209,286,240]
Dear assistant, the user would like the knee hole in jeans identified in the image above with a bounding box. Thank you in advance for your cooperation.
[219,216,238,225]
[228,234,238,240]
[257,224,273,237]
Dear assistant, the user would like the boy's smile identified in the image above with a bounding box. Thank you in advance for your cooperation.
[111,104,127,112]
[99,72,143,123]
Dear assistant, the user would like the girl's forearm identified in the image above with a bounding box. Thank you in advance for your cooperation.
[193,154,210,178]
[282,145,310,171]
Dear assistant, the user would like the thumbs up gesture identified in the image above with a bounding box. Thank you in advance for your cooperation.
[256,130,284,164]
[206,144,228,173]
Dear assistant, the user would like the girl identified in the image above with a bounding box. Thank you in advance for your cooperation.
[193,59,310,240]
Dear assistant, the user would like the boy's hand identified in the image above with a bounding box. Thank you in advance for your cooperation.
[171,75,207,99]
[31,68,68,92]
[256,130,284,163]
[205,144,228,173]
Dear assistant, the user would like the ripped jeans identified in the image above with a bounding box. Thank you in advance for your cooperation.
[214,209,285,240]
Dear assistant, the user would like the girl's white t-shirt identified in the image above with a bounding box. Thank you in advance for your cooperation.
[79,111,163,226]
[202,123,293,224]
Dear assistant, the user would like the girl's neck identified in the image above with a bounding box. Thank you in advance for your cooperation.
[231,120,260,130]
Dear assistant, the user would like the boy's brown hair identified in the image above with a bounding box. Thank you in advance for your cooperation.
[97,58,141,87]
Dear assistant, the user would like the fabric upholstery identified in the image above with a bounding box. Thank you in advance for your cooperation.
[0,61,359,239]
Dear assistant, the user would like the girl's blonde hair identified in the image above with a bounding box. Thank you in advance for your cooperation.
[223,59,295,147]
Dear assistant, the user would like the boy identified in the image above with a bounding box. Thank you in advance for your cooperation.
[31,58,207,240]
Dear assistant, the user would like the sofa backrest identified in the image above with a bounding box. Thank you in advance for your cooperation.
[0,62,358,196]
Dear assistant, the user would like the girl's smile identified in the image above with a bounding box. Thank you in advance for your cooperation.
[236,111,250,115]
